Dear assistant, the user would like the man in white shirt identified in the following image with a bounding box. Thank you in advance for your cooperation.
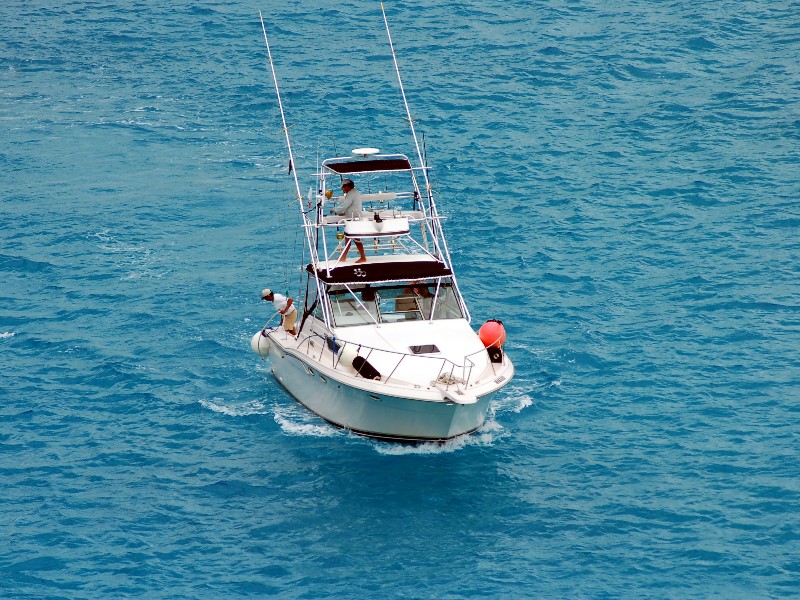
[261,288,297,336]
[331,179,367,263]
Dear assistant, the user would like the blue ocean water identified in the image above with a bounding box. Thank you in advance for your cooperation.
[2,0,799,597]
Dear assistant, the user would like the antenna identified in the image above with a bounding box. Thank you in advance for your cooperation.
[259,11,303,203]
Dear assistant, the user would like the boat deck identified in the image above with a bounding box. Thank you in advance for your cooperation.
[267,318,512,403]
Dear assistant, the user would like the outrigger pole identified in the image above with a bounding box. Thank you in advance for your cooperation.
[380,3,470,323]
[260,11,328,329]
[259,11,303,204]
[380,3,427,185]
[381,4,441,253]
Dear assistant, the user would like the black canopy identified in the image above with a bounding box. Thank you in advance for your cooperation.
[307,260,451,284]
[324,157,412,175]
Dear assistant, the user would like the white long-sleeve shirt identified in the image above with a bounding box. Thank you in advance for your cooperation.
[337,189,362,219]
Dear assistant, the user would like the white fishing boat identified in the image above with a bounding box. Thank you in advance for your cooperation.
[251,7,514,441]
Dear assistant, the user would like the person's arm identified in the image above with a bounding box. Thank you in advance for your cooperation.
[337,193,353,215]
[283,298,293,314]
[329,195,348,215]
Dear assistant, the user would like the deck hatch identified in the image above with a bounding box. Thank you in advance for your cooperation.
[410,344,440,354]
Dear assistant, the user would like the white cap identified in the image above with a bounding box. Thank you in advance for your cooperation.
[261,288,272,299]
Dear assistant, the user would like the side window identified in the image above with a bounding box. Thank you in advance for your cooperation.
[305,285,325,320]
[313,297,324,320]
[304,285,317,312]
[431,285,463,319]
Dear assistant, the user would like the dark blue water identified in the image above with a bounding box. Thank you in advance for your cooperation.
[2,1,799,597]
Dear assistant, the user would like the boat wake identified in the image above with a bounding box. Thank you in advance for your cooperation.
[492,387,534,414]
[199,398,269,417]
[373,418,506,455]
[267,386,537,452]
[268,399,508,451]
[201,382,537,449]
[92,228,168,281]
[272,404,340,437]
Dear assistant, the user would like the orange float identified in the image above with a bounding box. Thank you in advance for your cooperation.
[478,319,506,348]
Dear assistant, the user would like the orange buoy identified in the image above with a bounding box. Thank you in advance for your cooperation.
[478,319,506,348]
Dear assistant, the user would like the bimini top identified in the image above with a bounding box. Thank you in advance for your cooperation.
[307,255,452,284]
[323,153,413,175]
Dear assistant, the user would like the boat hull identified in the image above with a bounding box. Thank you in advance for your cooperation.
[267,342,496,441]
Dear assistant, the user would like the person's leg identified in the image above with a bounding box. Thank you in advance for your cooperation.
[339,240,352,261]
[354,240,367,263]
[283,310,297,336]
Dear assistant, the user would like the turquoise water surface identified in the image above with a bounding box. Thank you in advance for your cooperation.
[2,1,799,597]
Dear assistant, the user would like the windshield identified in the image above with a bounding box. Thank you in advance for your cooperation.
[328,282,463,327]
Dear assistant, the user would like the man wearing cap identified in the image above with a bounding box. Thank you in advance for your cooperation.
[331,179,367,263]
[261,289,297,336]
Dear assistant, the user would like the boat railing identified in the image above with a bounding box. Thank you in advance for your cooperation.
[292,331,490,390]
[319,209,428,227]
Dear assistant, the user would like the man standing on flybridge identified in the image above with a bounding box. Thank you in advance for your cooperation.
[331,178,367,263]
[261,288,297,336]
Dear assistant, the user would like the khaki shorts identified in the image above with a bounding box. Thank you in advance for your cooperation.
[282,309,297,331]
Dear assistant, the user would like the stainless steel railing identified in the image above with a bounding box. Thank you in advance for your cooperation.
[289,330,495,390]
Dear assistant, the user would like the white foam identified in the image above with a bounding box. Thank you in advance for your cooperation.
[199,398,269,417]
[121,269,167,281]
[92,229,145,253]
[512,394,533,413]
[91,229,166,280]
[272,404,339,437]
[0,332,16,339]
[386,390,530,450]
[489,386,535,415]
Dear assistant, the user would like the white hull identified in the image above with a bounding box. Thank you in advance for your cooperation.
[267,339,502,441]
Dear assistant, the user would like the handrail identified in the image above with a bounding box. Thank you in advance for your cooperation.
[288,328,492,390]
[318,212,440,228]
